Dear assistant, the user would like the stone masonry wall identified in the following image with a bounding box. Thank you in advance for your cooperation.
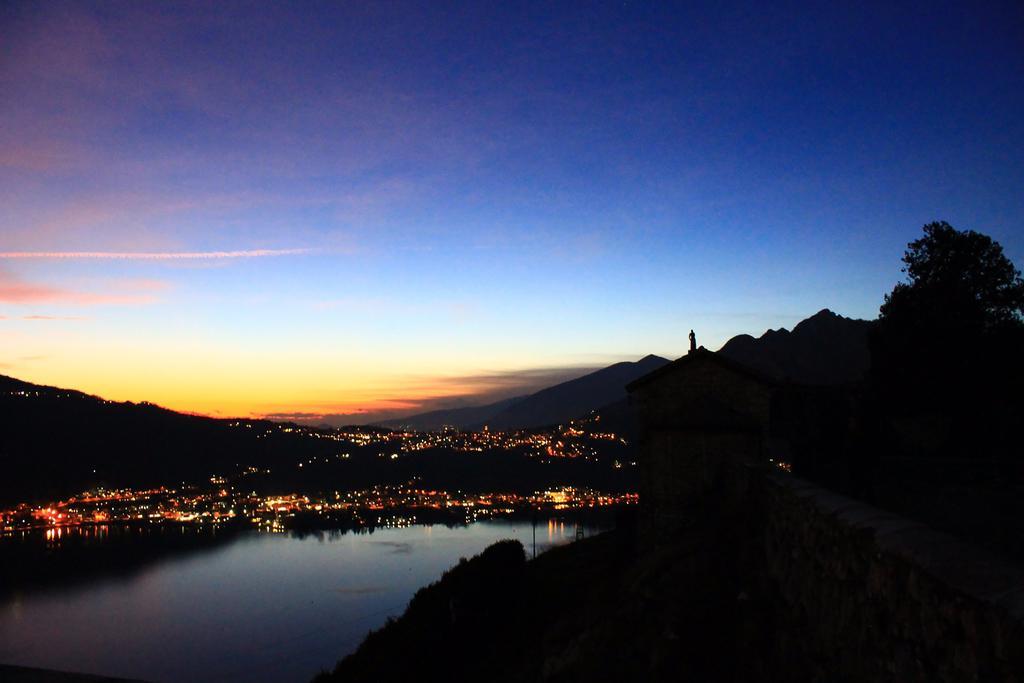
[634,358,772,431]
[741,468,1024,682]
[630,350,1023,681]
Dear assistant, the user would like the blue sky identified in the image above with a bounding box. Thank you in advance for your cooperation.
[1,0,1022,421]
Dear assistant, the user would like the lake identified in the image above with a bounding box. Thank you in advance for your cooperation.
[0,519,599,682]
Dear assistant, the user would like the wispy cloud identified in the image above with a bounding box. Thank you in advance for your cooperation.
[0,248,313,260]
[420,366,600,396]
[20,315,88,321]
[0,270,166,306]
[0,275,72,304]
[256,364,605,426]
[0,355,47,371]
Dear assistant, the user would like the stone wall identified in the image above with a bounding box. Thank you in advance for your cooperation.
[630,350,773,543]
[739,466,1024,682]
[631,353,773,432]
[639,431,757,543]
[628,348,1023,681]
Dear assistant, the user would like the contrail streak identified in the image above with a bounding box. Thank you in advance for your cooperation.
[0,248,313,260]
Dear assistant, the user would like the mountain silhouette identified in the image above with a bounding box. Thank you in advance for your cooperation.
[584,310,873,440]
[382,308,870,434]
[0,374,637,506]
[378,396,525,431]
[717,309,873,385]
[470,355,670,430]
[381,356,670,431]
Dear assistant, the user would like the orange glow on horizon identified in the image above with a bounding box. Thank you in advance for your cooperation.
[0,350,572,422]
[0,317,602,421]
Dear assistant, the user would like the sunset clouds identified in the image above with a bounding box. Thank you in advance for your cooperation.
[0,271,167,306]
[1,2,1021,420]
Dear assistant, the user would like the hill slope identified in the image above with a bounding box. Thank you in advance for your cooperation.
[0,375,304,505]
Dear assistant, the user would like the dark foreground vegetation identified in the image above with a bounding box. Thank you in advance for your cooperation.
[316,476,1024,683]
[314,525,781,683]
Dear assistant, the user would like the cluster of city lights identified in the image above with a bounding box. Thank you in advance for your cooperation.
[226,413,631,463]
[1,481,638,537]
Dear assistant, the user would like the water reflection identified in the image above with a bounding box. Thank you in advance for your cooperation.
[41,524,112,544]
[0,519,609,683]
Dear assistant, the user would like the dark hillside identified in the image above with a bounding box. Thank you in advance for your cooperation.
[0,375,316,505]
[314,527,776,683]
[0,376,636,506]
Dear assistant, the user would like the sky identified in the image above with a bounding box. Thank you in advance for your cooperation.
[1,1,1022,423]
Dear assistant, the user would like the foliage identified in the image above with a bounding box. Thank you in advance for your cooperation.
[870,221,1024,455]
[880,221,1024,332]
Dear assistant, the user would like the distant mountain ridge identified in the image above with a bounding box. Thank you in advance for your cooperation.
[717,309,873,385]
[378,396,525,431]
[476,355,670,430]
[383,355,670,431]
[386,310,871,432]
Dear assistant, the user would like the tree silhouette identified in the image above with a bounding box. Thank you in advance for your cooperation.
[870,221,1024,455]
[880,221,1024,333]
